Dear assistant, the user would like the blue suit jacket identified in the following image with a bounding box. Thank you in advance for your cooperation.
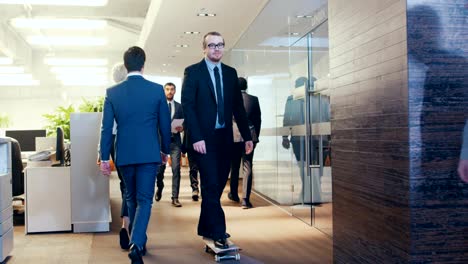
[100,75,171,166]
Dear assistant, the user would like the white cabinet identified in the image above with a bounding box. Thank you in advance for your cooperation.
[0,138,13,262]
[25,167,71,233]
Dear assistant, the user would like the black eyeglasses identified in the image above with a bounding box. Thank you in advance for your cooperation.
[207,43,225,49]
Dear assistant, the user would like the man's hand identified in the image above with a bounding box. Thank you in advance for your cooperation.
[100,161,111,176]
[193,140,206,154]
[175,126,184,132]
[282,137,290,149]
[458,159,468,183]
[161,152,168,165]
[245,140,254,155]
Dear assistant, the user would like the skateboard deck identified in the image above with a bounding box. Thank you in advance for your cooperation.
[203,237,240,262]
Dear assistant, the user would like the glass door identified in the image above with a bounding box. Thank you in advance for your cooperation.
[288,34,311,225]
[308,21,332,236]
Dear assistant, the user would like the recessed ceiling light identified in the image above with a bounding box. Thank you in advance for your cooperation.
[11,18,107,29]
[175,44,189,48]
[296,15,312,18]
[0,0,108,6]
[0,57,13,65]
[197,13,216,17]
[27,36,107,46]
[44,58,108,66]
[184,31,200,35]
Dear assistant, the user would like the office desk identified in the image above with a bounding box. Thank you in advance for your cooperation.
[24,167,71,233]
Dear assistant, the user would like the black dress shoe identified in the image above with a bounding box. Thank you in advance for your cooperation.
[228,192,240,202]
[155,188,162,202]
[241,199,253,209]
[119,228,130,250]
[172,198,182,207]
[192,189,199,201]
[214,238,229,249]
[128,244,144,264]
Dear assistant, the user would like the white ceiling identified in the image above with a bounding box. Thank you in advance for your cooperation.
[0,0,327,80]
[138,0,269,76]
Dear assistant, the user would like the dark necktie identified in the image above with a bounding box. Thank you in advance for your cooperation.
[213,66,224,125]
[168,102,172,119]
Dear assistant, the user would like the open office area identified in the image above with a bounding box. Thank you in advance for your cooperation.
[1,0,467,263]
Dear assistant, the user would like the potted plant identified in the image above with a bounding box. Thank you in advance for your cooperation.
[0,113,10,128]
[42,105,75,140]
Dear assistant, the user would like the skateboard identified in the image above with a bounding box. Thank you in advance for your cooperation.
[203,237,240,262]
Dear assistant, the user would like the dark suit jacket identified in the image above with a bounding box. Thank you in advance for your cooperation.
[241,91,262,139]
[170,100,184,145]
[100,75,171,166]
[181,59,251,148]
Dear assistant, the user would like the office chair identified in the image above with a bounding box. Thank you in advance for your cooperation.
[8,138,25,215]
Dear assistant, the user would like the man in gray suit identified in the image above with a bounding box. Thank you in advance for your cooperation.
[100,46,171,264]
[155,82,184,207]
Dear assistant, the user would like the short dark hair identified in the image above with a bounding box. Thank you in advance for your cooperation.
[202,31,225,49]
[164,82,176,89]
[238,77,247,91]
[123,46,145,72]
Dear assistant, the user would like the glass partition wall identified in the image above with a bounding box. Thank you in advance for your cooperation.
[227,0,332,236]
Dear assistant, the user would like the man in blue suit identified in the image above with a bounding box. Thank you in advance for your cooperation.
[99,46,171,264]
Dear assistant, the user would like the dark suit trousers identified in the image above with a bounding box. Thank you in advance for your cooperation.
[111,134,128,217]
[194,128,232,240]
[119,162,159,248]
[230,142,255,201]
[187,148,199,191]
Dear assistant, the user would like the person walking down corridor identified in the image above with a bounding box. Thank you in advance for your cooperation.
[229,77,262,209]
[155,82,185,207]
[181,32,253,249]
[99,46,171,264]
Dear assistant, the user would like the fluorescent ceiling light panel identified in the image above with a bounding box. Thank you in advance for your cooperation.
[55,74,107,82]
[27,36,107,46]
[0,80,40,86]
[11,18,107,29]
[0,57,13,65]
[0,74,33,80]
[50,66,108,74]
[44,58,108,66]
[0,66,25,74]
[0,0,108,6]
[0,73,39,86]
[60,80,108,86]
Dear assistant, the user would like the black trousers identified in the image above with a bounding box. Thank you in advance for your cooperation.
[187,148,200,191]
[194,128,232,240]
[230,142,255,201]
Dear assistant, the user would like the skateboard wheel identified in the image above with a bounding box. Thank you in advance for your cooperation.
[236,253,240,260]
[215,255,220,262]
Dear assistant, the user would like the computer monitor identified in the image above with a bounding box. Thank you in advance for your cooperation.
[5,129,47,151]
[54,127,65,166]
